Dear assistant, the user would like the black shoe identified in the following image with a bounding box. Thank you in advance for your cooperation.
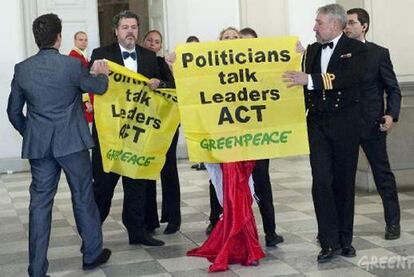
[317,247,335,263]
[191,163,199,169]
[385,224,401,240]
[341,245,356,257]
[164,223,180,234]
[206,222,216,235]
[265,233,284,247]
[129,232,165,246]
[197,163,206,170]
[83,248,112,270]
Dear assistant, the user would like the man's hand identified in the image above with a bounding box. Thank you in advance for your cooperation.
[85,101,93,113]
[165,52,176,67]
[90,59,109,76]
[148,78,161,90]
[282,71,308,88]
[296,41,305,54]
[380,115,394,132]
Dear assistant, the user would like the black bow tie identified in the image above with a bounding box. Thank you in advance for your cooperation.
[122,51,137,60]
[321,42,334,49]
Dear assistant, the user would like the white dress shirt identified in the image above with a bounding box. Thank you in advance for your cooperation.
[119,44,138,72]
[307,33,342,90]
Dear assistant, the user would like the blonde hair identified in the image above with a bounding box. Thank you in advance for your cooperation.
[219,27,240,40]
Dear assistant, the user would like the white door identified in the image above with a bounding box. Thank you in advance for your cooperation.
[147,0,168,54]
[25,0,100,57]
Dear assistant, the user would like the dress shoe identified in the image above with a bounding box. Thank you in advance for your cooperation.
[385,224,401,240]
[317,247,335,263]
[265,233,284,247]
[191,163,199,169]
[164,223,180,234]
[341,245,356,257]
[129,232,165,246]
[206,222,216,235]
[83,248,111,270]
[197,162,206,170]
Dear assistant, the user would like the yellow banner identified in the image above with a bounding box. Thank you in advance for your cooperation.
[173,36,309,163]
[94,60,179,180]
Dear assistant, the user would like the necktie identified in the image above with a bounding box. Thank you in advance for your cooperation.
[321,42,334,49]
[122,51,137,60]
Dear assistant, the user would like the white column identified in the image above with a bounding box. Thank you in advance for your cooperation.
[0,0,28,172]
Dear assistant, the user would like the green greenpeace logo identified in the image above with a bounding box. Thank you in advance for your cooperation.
[106,149,155,166]
[200,130,292,151]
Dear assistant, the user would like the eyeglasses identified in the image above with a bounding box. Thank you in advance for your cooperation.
[347,20,360,25]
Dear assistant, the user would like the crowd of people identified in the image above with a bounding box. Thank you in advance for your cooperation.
[6,3,402,276]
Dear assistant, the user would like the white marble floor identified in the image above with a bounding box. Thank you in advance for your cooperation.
[1,156,414,276]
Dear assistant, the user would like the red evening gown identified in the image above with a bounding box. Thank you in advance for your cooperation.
[187,161,265,272]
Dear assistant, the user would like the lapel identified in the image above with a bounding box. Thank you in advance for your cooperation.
[327,33,348,72]
[136,45,144,74]
[305,44,322,74]
[110,43,125,66]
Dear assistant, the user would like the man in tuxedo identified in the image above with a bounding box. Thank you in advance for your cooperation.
[346,8,402,240]
[7,13,111,277]
[89,10,164,246]
[283,4,367,262]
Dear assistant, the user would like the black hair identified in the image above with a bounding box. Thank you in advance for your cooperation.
[32,13,62,48]
[112,10,139,29]
[186,35,199,43]
[240,27,258,38]
[347,8,370,33]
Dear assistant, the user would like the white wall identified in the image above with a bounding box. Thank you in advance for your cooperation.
[0,1,25,163]
[287,0,335,46]
[165,0,240,52]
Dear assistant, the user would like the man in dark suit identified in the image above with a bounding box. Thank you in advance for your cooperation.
[7,13,111,277]
[89,10,164,246]
[283,4,367,262]
[346,8,402,240]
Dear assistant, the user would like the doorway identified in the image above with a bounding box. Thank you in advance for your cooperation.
[97,0,149,46]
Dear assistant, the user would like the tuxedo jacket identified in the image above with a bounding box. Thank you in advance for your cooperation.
[7,48,108,159]
[359,42,401,138]
[90,43,160,79]
[303,33,367,113]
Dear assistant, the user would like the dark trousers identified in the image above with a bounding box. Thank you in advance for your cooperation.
[307,108,360,249]
[361,134,400,226]
[209,159,276,235]
[28,151,102,277]
[146,129,181,228]
[92,126,149,239]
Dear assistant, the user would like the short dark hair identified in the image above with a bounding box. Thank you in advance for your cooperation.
[186,35,199,43]
[112,10,139,29]
[32,13,62,48]
[347,8,370,33]
[240,27,258,38]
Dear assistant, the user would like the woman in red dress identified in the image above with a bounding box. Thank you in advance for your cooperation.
[187,27,265,272]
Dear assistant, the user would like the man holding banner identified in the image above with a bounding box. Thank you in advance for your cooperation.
[90,10,165,247]
[283,4,367,263]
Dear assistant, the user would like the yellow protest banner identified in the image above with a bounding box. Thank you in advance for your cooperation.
[94,60,179,180]
[173,36,309,163]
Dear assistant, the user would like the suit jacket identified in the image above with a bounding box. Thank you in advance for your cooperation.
[303,33,367,113]
[360,42,401,138]
[7,48,108,159]
[90,43,160,79]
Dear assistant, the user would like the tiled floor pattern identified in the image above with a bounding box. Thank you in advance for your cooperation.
[1,156,414,276]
